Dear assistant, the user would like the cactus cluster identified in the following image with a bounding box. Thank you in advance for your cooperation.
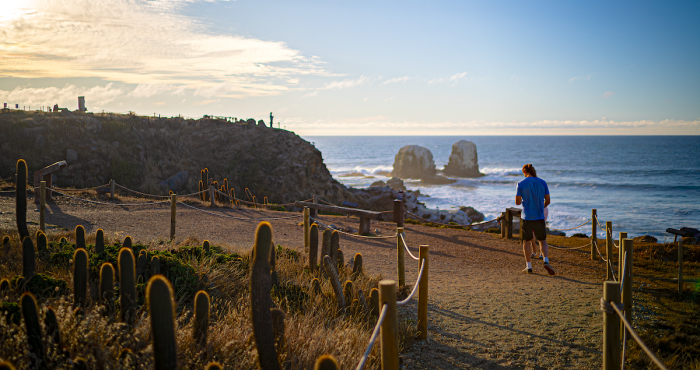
[95,229,105,254]
[118,247,137,325]
[36,231,47,254]
[314,355,339,370]
[21,293,45,368]
[22,237,36,278]
[250,222,280,370]
[75,225,86,250]
[16,159,29,240]
[193,290,210,347]
[352,253,363,280]
[147,276,178,370]
[73,248,89,307]
[99,263,115,313]
[309,224,319,272]
[44,306,61,346]
[323,256,345,313]
[200,168,210,201]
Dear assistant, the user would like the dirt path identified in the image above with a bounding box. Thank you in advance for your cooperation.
[0,194,606,369]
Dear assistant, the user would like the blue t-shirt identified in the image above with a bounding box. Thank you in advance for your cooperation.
[516,177,549,221]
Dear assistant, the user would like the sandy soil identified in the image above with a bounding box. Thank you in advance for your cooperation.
[0,193,607,369]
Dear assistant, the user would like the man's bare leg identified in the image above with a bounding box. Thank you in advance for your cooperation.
[540,239,556,275]
[522,241,533,273]
[539,240,549,259]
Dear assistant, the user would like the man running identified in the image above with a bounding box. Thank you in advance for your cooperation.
[516,164,555,275]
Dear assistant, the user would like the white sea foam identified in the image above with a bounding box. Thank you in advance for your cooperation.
[330,165,393,176]
[481,167,522,176]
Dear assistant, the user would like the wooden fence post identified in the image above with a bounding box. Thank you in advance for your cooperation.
[379,280,398,370]
[603,281,621,370]
[170,194,176,240]
[209,186,216,208]
[500,212,506,238]
[506,209,513,239]
[397,227,405,287]
[40,181,46,232]
[621,239,633,333]
[618,232,627,282]
[393,199,404,227]
[311,195,318,218]
[606,221,613,280]
[678,237,684,295]
[418,245,429,341]
[110,179,115,200]
[303,207,310,253]
[591,209,597,260]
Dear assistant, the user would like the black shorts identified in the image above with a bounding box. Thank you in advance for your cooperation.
[523,219,547,241]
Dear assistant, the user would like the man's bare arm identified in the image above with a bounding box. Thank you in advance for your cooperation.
[544,194,550,207]
[515,196,522,205]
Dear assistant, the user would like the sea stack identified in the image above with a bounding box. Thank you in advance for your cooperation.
[391,145,436,179]
[443,140,483,177]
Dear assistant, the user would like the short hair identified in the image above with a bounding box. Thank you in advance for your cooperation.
[522,163,537,177]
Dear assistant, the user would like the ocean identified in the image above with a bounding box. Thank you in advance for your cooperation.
[302,136,700,240]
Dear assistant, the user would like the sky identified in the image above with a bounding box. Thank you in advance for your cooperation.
[1,0,698,135]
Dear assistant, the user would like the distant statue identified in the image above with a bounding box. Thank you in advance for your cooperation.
[269,112,274,128]
[53,104,59,112]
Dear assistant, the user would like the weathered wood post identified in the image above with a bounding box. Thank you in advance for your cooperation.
[170,194,176,240]
[311,195,318,218]
[621,239,633,333]
[500,212,506,238]
[209,186,216,208]
[40,181,46,232]
[506,209,513,239]
[606,221,613,280]
[678,237,684,295]
[393,199,404,227]
[591,209,597,260]
[418,245,429,341]
[603,281,621,370]
[379,280,398,370]
[518,212,524,241]
[303,207,310,253]
[396,227,405,287]
[110,179,115,200]
[618,232,627,281]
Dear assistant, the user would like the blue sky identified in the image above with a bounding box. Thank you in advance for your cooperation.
[1,0,698,135]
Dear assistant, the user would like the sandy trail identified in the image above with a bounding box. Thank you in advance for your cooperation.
[0,195,606,369]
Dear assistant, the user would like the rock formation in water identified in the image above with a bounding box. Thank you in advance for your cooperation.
[391,145,436,179]
[442,140,483,177]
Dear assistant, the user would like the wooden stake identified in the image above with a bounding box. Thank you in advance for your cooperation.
[40,181,46,232]
[311,195,318,218]
[393,199,404,227]
[603,281,621,370]
[621,239,633,334]
[418,245,429,341]
[209,186,215,208]
[678,237,684,295]
[397,227,405,287]
[618,232,627,282]
[500,212,506,238]
[606,221,613,280]
[170,194,176,240]
[591,209,597,260]
[506,209,513,239]
[303,207,310,253]
[110,179,115,200]
[379,280,398,370]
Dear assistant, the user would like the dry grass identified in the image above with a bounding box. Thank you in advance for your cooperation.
[0,227,417,369]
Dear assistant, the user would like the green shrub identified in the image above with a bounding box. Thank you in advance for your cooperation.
[485,228,501,234]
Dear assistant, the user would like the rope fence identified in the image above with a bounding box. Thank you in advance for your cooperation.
[355,305,388,370]
[309,215,396,239]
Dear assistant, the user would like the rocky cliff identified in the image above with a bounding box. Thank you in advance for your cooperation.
[0,110,412,211]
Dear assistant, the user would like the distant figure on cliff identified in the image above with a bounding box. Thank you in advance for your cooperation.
[516,164,555,275]
[270,112,274,128]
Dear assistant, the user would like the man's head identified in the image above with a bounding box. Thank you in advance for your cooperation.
[522,163,537,177]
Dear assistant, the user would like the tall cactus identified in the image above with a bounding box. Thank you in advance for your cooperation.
[309,224,319,272]
[22,237,36,278]
[205,363,223,370]
[95,229,105,254]
[322,256,345,313]
[357,289,369,314]
[150,256,161,275]
[21,293,44,369]
[193,290,209,347]
[44,306,60,346]
[321,229,332,260]
[336,250,344,270]
[136,251,147,277]
[73,358,88,370]
[0,278,10,292]
[343,280,353,304]
[100,263,115,314]
[269,241,276,271]
[369,288,379,316]
[314,355,339,370]
[250,222,280,370]
[118,248,136,325]
[202,240,210,253]
[0,360,16,370]
[73,248,89,307]
[16,159,29,240]
[198,181,204,201]
[75,225,86,250]
[352,253,363,280]
[123,236,133,250]
[147,276,178,370]
[330,230,339,266]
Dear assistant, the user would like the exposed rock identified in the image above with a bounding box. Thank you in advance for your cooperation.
[421,175,457,185]
[159,171,189,192]
[633,235,658,243]
[443,140,482,177]
[246,118,256,125]
[112,141,120,149]
[34,135,46,149]
[386,177,406,191]
[391,145,436,179]
[369,180,386,188]
[66,149,78,162]
[258,119,267,127]
[459,206,485,223]
[86,118,102,134]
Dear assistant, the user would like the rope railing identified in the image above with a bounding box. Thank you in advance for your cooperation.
[178,201,302,221]
[404,211,493,228]
[309,216,396,239]
[355,305,388,370]
[548,218,593,232]
[399,233,420,261]
[397,261,425,307]
[549,242,592,250]
[50,188,171,207]
[115,183,170,198]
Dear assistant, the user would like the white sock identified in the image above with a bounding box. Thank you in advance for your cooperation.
[544,257,550,264]
[526,262,532,269]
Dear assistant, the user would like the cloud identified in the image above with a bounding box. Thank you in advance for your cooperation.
[428,71,468,85]
[0,0,328,98]
[128,84,187,98]
[322,76,371,90]
[381,76,410,85]
[0,83,124,110]
[569,73,595,82]
[603,91,615,99]
[303,91,318,98]
[384,97,394,102]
